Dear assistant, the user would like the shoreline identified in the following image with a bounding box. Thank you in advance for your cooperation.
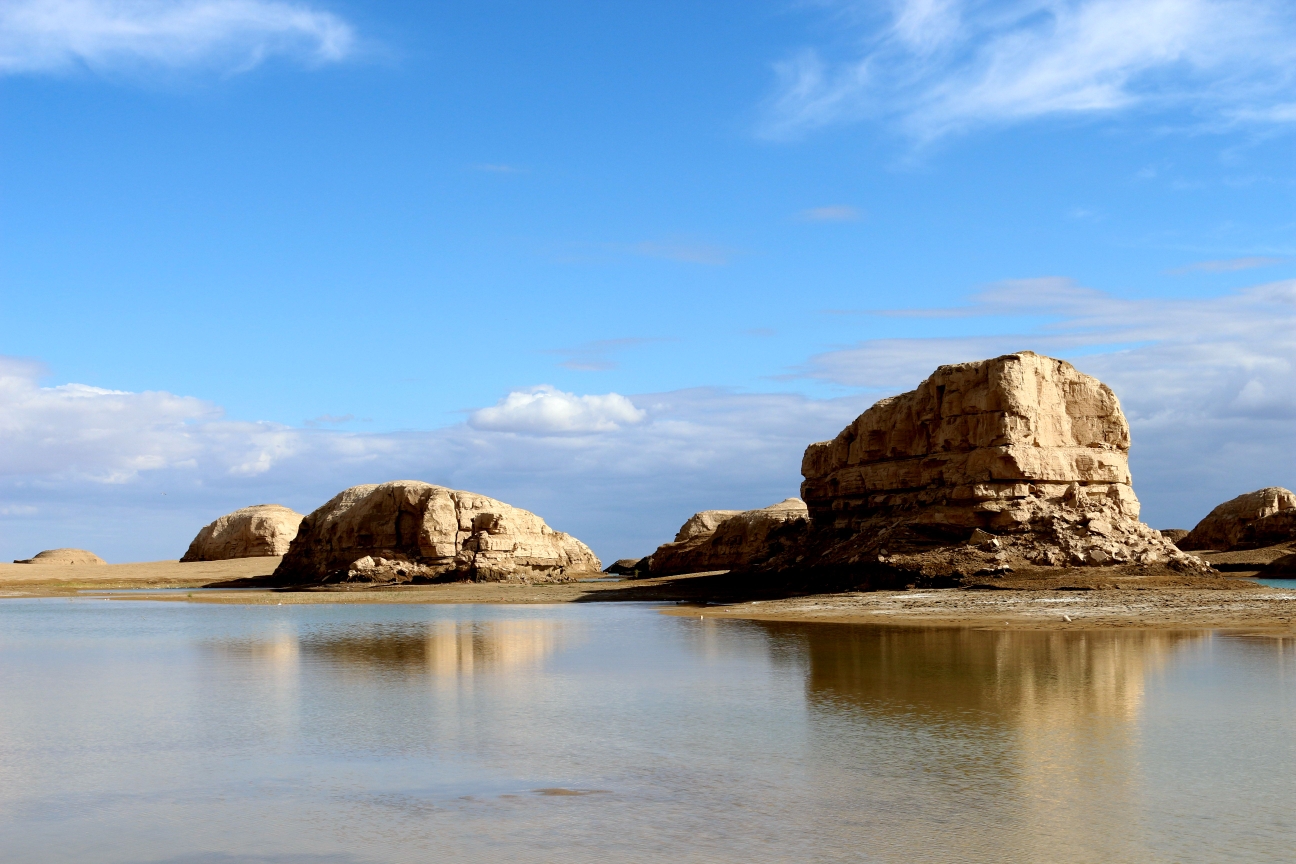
[1,556,1294,631]
[661,586,1296,632]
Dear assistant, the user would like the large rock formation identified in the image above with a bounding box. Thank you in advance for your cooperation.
[770,352,1203,581]
[181,504,304,562]
[1236,511,1296,550]
[1178,488,1296,551]
[13,548,106,565]
[272,481,601,584]
[648,499,808,575]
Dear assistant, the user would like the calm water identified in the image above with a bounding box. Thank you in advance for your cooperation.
[1,601,1294,863]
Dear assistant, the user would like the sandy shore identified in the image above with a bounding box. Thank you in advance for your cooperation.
[2,556,1293,631]
[0,557,280,593]
[661,586,1296,631]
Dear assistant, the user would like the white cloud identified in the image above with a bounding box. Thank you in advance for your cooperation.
[0,360,863,563]
[2,279,1293,561]
[0,356,216,481]
[0,0,355,75]
[762,0,1296,140]
[469,385,646,434]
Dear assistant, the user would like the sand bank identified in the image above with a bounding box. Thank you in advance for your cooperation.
[1,556,1293,630]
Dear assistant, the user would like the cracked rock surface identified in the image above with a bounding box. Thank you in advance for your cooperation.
[182,504,304,561]
[1178,487,1296,552]
[648,499,808,576]
[756,352,1207,584]
[272,480,600,585]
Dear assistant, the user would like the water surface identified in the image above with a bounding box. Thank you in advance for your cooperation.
[1,600,1293,863]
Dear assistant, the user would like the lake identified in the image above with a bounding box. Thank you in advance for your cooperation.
[1,599,1293,863]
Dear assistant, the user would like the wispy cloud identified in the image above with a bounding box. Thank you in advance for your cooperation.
[304,413,355,427]
[796,205,862,222]
[1168,255,1286,273]
[802,276,1296,386]
[0,0,356,76]
[543,337,665,372]
[631,240,737,266]
[762,0,1296,141]
[799,277,1296,528]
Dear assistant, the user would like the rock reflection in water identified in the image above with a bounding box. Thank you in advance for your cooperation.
[299,618,569,677]
[766,623,1201,862]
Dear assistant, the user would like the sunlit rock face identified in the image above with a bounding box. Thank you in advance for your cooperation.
[1177,487,1296,551]
[783,352,1203,577]
[272,480,601,585]
[648,499,808,576]
[181,504,304,561]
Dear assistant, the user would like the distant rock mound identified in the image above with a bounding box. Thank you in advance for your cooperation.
[604,558,648,576]
[272,481,601,585]
[648,498,808,576]
[1178,488,1296,551]
[1259,553,1296,578]
[181,504,304,562]
[14,548,106,565]
[758,352,1204,583]
[1159,529,1190,545]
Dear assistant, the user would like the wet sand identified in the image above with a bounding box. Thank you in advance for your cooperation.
[2,556,1293,630]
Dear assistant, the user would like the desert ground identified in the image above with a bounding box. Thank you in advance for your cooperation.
[1,551,1293,631]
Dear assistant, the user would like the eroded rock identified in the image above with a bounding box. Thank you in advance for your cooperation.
[181,504,304,562]
[1178,488,1296,551]
[760,352,1205,583]
[1236,511,1296,550]
[13,548,106,565]
[604,557,649,576]
[272,481,600,585]
[1259,553,1296,578]
[648,498,808,576]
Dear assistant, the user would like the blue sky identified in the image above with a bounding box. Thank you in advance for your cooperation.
[1,0,1293,562]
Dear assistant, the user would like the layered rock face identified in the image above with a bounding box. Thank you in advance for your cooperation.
[272,481,600,584]
[787,352,1201,575]
[181,504,304,562]
[649,498,808,575]
[13,548,106,565]
[1177,488,1296,551]
[1238,511,1296,550]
